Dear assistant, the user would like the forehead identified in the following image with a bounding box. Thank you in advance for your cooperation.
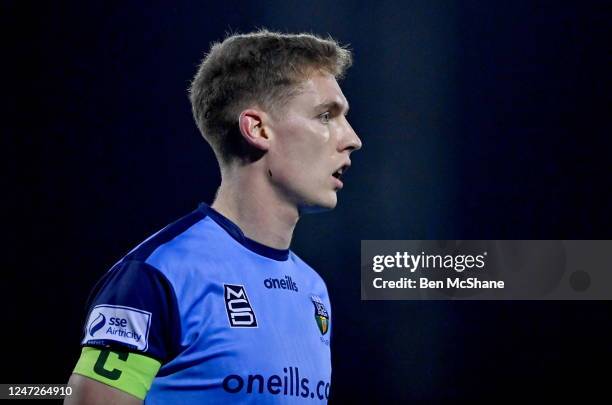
[289,73,349,112]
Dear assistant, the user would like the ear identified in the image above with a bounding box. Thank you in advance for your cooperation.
[238,109,271,151]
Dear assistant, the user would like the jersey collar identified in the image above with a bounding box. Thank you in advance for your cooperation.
[198,203,290,261]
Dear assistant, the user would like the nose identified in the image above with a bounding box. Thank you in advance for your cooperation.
[339,117,362,153]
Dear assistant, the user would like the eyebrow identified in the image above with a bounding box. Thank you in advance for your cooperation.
[314,100,350,115]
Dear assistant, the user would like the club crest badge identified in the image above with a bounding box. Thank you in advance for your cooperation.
[311,295,329,335]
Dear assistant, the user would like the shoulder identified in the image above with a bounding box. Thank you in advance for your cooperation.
[120,204,228,279]
[289,251,330,294]
[124,205,209,264]
[114,204,266,296]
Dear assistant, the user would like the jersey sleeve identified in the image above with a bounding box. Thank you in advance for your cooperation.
[79,259,181,363]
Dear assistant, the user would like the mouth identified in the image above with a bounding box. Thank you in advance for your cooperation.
[331,162,350,188]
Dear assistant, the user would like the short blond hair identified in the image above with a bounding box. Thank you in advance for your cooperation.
[189,29,352,163]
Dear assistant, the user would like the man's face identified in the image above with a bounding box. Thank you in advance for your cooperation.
[266,73,362,213]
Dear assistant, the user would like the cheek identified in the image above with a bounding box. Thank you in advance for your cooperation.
[273,121,329,170]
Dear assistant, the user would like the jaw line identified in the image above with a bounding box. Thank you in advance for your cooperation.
[298,200,336,215]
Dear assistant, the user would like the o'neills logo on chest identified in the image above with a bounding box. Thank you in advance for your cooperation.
[264,275,298,292]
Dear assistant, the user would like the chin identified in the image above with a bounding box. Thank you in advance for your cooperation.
[298,193,338,214]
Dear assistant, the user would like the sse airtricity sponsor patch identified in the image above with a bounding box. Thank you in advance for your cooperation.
[82,305,152,351]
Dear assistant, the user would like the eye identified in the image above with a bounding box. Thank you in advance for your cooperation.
[319,112,331,124]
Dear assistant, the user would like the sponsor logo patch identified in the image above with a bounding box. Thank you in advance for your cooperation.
[221,367,330,400]
[311,295,329,336]
[82,305,152,351]
[224,284,258,328]
[264,275,299,292]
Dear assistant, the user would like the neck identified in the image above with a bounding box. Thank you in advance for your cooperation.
[211,163,299,250]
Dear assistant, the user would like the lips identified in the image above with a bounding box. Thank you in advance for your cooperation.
[332,162,350,181]
[331,162,350,189]
[331,175,344,189]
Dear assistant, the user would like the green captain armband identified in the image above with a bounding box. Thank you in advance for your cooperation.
[73,347,161,400]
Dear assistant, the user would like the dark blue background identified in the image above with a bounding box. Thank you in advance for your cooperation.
[4,0,611,401]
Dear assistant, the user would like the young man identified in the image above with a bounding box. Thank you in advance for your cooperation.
[66,30,361,404]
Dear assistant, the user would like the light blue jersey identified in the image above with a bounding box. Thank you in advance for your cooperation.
[80,203,332,403]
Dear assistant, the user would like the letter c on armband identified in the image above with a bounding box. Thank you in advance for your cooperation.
[93,349,129,380]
